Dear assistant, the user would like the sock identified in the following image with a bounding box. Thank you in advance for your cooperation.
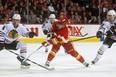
[20,52,26,58]
[95,53,102,59]
[47,51,56,61]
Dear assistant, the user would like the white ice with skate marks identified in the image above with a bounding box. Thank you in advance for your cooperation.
[0,42,116,77]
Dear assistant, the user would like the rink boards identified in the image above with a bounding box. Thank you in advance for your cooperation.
[0,24,103,42]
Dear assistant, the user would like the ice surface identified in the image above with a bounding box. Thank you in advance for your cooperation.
[0,42,116,77]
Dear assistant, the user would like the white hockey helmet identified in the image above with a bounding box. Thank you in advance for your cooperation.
[107,10,116,16]
[12,14,21,20]
[49,14,56,19]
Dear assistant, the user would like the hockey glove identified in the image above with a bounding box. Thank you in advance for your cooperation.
[96,31,102,38]
[43,29,48,35]
[29,32,37,38]
[42,41,50,47]
[106,26,116,37]
[42,38,59,47]
[110,26,116,32]
[106,30,113,37]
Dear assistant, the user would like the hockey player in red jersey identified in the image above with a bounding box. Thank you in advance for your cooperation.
[42,17,89,67]
[57,12,71,53]
[57,12,71,27]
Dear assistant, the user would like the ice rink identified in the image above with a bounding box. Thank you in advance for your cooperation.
[0,42,116,77]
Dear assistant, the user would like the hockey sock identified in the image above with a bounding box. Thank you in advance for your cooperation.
[47,51,56,61]
[75,54,85,63]
[96,52,102,59]
[20,52,26,58]
[69,50,85,63]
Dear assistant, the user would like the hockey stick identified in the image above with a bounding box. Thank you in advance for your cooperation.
[22,45,43,62]
[8,50,55,71]
[71,35,96,42]
[71,33,107,42]
[70,33,88,37]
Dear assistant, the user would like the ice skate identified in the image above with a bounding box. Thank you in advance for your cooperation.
[45,61,50,67]
[91,58,99,64]
[20,61,30,69]
[45,47,48,52]
[17,56,31,69]
[44,61,55,70]
[83,62,89,67]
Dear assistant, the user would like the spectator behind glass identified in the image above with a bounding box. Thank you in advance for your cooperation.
[21,11,27,23]
[88,16,98,24]
[1,14,11,24]
[48,3,55,14]
[55,4,60,13]
[86,11,92,22]
[39,15,45,24]
[28,11,37,24]
[42,2,48,12]
[0,0,114,24]
[70,14,77,24]
[81,12,87,24]
[34,17,41,24]
[74,3,82,15]
[74,12,81,21]
[2,5,9,15]
[0,2,3,23]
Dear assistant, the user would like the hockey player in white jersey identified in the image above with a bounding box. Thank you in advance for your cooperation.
[92,10,116,64]
[42,14,56,52]
[0,14,36,68]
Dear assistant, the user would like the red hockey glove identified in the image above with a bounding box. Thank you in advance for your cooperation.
[42,38,59,46]
[42,41,50,47]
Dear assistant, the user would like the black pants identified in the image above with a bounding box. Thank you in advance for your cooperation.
[103,37,116,48]
[4,41,19,50]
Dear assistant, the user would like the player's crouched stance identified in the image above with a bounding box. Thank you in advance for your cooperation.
[0,14,36,69]
[42,20,89,67]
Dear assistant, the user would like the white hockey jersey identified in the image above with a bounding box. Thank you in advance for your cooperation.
[42,20,52,32]
[98,18,116,40]
[1,22,29,44]
[42,19,58,32]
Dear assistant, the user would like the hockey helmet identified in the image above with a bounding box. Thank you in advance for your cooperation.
[49,14,56,19]
[12,14,21,20]
[107,10,116,16]
[60,12,64,15]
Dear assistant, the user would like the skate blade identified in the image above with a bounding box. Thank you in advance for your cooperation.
[48,67,55,71]
[20,65,30,69]
[85,64,89,67]
[44,65,55,71]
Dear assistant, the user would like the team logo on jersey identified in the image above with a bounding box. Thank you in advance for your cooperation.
[8,29,18,38]
[62,19,65,21]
